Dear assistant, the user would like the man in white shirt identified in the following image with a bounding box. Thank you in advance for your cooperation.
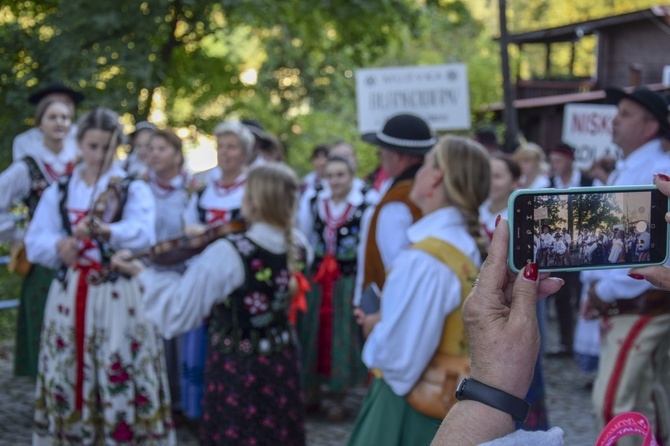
[354,114,436,305]
[583,86,670,445]
[12,83,84,162]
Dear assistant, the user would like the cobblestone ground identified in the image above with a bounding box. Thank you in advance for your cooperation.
[0,317,597,445]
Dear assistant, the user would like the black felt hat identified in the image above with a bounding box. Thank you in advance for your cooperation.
[28,82,85,105]
[605,86,670,136]
[362,113,437,155]
[242,119,273,149]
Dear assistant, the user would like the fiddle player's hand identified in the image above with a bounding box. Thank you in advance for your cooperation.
[72,216,93,239]
[463,219,563,400]
[90,217,111,241]
[183,224,207,237]
[111,250,145,277]
[56,237,79,266]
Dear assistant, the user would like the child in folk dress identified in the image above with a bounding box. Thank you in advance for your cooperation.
[112,163,305,445]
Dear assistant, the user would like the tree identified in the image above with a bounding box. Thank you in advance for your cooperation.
[572,192,622,232]
[0,0,422,174]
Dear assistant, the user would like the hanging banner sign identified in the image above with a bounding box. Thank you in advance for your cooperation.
[562,103,622,170]
[355,64,471,134]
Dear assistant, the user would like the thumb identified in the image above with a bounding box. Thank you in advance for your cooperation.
[509,263,540,323]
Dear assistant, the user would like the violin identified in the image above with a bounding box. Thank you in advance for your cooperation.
[131,219,247,265]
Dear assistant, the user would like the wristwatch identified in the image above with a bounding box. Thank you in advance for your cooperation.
[455,378,530,423]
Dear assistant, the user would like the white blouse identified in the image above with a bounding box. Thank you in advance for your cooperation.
[0,142,79,241]
[183,172,246,227]
[138,222,286,339]
[24,164,156,270]
[362,207,481,396]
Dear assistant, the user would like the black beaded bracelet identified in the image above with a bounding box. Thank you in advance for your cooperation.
[455,378,531,423]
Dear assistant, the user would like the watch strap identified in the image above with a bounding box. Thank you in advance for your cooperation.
[455,378,530,423]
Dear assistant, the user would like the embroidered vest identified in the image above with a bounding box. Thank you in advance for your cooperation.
[310,197,368,276]
[196,186,241,225]
[207,234,296,356]
[363,179,422,290]
[411,237,479,356]
[23,156,50,219]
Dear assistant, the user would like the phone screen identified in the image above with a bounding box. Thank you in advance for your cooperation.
[511,187,669,272]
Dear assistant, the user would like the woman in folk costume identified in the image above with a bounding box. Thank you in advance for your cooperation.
[347,136,490,446]
[479,154,520,243]
[180,120,254,420]
[296,155,369,420]
[24,107,174,444]
[112,163,305,445]
[143,129,203,419]
[513,142,550,190]
[0,98,78,378]
[118,121,155,178]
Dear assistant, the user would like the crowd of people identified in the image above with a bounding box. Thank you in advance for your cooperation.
[536,225,651,268]
[2,80,670,446]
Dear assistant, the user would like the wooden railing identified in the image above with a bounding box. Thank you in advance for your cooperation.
[516,78,598,99]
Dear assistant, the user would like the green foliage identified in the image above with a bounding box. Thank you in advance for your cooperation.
[535,194,568,230]
[572,193,622,232]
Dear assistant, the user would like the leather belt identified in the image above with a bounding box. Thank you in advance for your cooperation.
[604,290,670,316]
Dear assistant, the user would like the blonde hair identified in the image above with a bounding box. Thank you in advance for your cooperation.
[245,163,299,271]
[513,142,550,181]
[434,135,491,259]
[35,98,73,126]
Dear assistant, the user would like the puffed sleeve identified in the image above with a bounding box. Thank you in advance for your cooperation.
[108,180,156,252]
[24,181,67,269]
[0,162,31,241]
[138,238,246,339]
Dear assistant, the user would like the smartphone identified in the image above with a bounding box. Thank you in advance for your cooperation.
[508,185,670,273]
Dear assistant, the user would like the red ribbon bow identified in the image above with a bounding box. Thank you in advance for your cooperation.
[288,271,311,324]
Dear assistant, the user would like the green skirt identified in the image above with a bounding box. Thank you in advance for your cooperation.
[297,274,368,395]
[347,378,442,446]
[13,264,55,378]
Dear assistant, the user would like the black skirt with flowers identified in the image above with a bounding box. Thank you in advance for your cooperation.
[199,234,305,445]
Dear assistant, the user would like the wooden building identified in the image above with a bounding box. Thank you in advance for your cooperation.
[485,6,670,151]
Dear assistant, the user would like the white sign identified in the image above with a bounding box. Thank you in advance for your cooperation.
[355,64,471,134]
[534,207,548,220]
[562,103,622,170]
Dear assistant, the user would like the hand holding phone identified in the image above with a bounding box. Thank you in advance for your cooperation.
[508,185,669,273]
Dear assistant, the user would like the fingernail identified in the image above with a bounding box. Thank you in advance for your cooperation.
[656,173,670,182]
[628,273,645,280]
[523,262,538,282]
[495,214,501,228]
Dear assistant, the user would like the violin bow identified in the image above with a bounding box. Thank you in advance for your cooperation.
[86,126,120,223]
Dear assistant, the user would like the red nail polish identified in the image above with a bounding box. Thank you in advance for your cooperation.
[657,173,670,182]
[628,273,645,280]
[495,214,501,228]
[524,262,538,282]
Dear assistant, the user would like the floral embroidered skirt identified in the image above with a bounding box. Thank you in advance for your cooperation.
[14,264,54,378]
[200,346,305,445]
[298,274,368,395]
[33,269,175,445]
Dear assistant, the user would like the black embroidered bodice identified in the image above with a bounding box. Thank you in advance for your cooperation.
[208,234,296,356]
